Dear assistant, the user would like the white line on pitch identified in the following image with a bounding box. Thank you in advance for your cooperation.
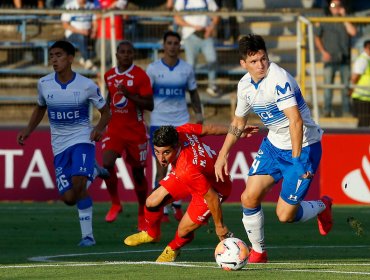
[1,261,370,276]
[27,245,370,262]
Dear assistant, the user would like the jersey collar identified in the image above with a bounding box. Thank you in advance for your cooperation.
[55,72,76,90]
[161,58,180,71]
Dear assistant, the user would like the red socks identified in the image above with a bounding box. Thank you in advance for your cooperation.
[168,230,194,250]
[145,206,163,238]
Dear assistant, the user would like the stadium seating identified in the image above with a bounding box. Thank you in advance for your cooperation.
[0,2,362,126]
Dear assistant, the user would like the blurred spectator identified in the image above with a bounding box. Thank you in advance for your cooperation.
[216,0,239,44]
[92,0,127,67]
[45,0,65,8]
[13,0,44,8]
[62,0,97,70]
[174,0,221,97]
[314,0,357,117]
[166,0,173,10]
[350,40,370,127]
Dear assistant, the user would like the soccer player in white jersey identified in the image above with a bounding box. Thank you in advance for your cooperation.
[17,41,111,247]
[214,34,333,263]
[146,31,203,222]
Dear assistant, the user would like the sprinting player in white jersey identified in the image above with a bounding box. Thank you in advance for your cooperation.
[214,34,333,263]
[17,40,111,247]
[146,30,203,222]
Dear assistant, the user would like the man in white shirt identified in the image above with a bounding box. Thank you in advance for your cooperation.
[215,34,333,263]
[61,0,96,70]
[17,41,111,247]
[174,0,221,97]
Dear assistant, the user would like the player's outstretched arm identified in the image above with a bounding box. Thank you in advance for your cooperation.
[201,123,258,137]
[214,115,248,182]
[17,105,46,146]
[188,89,203,124]
[203,187,231,241]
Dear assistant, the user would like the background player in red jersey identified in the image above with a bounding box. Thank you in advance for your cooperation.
[124,123,258,262]
[102,40,153,230]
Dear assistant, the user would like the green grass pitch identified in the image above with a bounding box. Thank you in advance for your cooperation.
[0,202,369,279]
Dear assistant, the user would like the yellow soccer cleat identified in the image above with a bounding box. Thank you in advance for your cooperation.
[123,231,159,246]
[156,246,180,262]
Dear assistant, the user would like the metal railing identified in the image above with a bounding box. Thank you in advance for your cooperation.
[297,16,370,123]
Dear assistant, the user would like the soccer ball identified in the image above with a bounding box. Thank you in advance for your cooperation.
[214,237,249,271]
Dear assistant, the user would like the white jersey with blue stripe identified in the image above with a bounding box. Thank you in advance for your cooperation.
[147,58,197,126]
[235,62,323,150]
[37,72,106,156]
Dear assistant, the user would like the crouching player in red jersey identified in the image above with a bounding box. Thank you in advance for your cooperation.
[123,123,258,262]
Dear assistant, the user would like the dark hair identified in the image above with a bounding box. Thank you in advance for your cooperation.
[238,34,267,60]
[163,30,181,43]
[49,40,75,56]
[116,40,134,52]
[153,126,179,148]
[364,40,370,48]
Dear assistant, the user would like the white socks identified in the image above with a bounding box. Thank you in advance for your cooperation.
[78,206,93,239]
[242,209,265,253]
[296,200,326,222]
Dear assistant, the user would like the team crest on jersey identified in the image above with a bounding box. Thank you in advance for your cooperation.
[113,92,128,108]
[127,80,133,87]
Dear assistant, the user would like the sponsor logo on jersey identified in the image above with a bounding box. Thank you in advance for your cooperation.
[113,92,128,108]
[49,110,80,120]
[258,111,274,120]
[275,82,292,95]
[158,88,184,96]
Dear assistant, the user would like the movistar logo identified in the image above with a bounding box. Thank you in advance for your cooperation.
[276,82,291,95]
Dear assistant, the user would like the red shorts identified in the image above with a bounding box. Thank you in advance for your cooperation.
[102,132,148,167]
[160,172,232,225]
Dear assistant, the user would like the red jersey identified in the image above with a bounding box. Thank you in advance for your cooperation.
[104,64,153,138]
[96,0,124,39]
[170,123,220,197]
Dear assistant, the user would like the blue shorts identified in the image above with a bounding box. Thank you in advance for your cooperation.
[248,138,322,205]
[53,143,95,195]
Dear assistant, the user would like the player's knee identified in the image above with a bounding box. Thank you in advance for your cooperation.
[276,211,295,223]
[145,196,161,211]
[241,192,260,208]
[62,193,77,206]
